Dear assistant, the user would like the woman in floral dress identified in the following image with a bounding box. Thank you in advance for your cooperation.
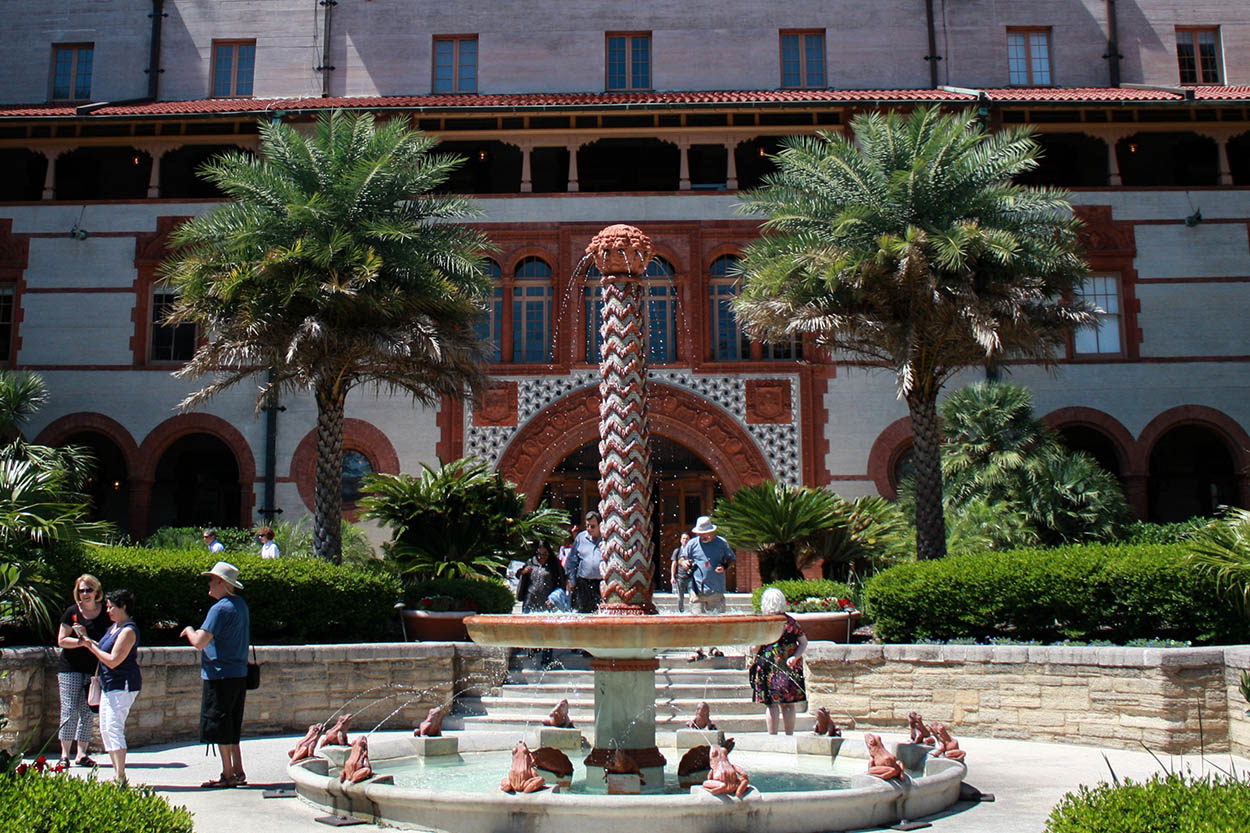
[749,587,808,735]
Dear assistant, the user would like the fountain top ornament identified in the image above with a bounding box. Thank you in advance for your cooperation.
[585,223,654,279]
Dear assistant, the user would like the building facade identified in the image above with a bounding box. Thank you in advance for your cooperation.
[0,1,1248,588]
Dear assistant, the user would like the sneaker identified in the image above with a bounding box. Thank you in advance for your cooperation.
[76,756,97,767]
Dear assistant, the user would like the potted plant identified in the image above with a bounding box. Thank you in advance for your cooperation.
[752,579,862,642]
[360,457,568,641]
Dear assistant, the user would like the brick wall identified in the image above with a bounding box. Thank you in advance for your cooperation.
[804,644,1239,755]
[0,642,507,752]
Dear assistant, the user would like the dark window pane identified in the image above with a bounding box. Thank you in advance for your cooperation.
[341,449,373,503]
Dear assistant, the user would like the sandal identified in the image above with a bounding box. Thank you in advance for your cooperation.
[231,774,248,787]
[76,756,97,768]
[710,648,725,658]
[201,775,236,789]
[57,758,71,770]
[687,650,705,662]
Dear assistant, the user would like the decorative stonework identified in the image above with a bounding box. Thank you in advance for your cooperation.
[466,370,801,487]
[472,381,519,427]
[1074,205,1135,256]
[744,379,792,424]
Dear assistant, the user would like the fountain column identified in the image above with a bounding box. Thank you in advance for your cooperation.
[582,224,665,789]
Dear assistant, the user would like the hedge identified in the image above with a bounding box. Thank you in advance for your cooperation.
[861,543,1244,645]
[0,770,194,833]
[1046,772,1250,833]
[750,579,854,612]
[46,545,402,645]
[402,577,515,614]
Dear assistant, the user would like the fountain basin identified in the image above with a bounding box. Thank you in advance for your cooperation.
[465,614,785,655]
[289,732,967,833]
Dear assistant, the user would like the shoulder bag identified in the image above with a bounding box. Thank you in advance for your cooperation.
[246,645,260,690]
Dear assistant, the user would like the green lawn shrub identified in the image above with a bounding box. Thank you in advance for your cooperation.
[751,578,854,612]
[862,543,1242,644]
[144,526,258,552]
[46,545,401,644]
[402,577,514,614]
[1118,519,1209,546]
[0,770,194,833]
[1046,772,1250,833]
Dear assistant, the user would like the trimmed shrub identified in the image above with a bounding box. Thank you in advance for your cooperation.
[751,578,854,612]
[402,577,514,614]
[1118,519,1208,546]
[0,770,194,832]
[1046,772,1250,833]
[46,545,401,644]
[862,543,1243,645]
[144,526,258,552]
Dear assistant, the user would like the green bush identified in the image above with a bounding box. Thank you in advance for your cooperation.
[1046,772,1250,833]
[402,577,514,614]
[46,545,401,644]
[862,543,1243,645]
[1119,519,1209,546]
[0,770,194,832]
[751,578,854,612]
[144,526,258,552]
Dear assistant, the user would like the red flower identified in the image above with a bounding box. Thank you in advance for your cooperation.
[15,763,27,775]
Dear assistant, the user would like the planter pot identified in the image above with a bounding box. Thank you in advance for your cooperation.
[400,609,476,642]
[791,611,861,642]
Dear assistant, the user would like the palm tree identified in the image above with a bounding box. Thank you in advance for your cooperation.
[734,107,1095,559]
[1188,508,1250,615]
[161,111,493,562]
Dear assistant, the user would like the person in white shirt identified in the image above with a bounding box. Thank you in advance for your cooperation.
[257,526,279,559]
[202,528,225,554]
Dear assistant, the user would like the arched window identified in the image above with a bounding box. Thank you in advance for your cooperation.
[584,256,677,364]
[473,259,503,362]
[512,256,552,363]
[708,254,748,361]
[341,449,374,504]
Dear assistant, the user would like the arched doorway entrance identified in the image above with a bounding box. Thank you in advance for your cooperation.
[496,382,774,589]
[542,436,724,591]
[63,431,130,535]
[1147,425,1238,522]
[149,434,242,531]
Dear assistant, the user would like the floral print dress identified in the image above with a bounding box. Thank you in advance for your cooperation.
[749,613,806,705]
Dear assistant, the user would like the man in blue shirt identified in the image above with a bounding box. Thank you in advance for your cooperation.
[180,561,251,788]
[682,516,736,660]
[564,511,604,613]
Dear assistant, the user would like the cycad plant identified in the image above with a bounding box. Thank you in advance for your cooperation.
[161,110,493,562]
[359,457,568,582]
[715,480,906,583]
[1188,508,1250,615]
[734,107,1094,559]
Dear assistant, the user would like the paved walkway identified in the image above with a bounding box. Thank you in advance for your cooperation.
[51,732,1249,833]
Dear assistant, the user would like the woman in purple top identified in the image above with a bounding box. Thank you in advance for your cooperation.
[75,588,141,784]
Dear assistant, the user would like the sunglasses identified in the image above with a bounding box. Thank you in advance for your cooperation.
[77,588,94,595]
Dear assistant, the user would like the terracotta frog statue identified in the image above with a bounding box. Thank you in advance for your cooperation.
[603,748,645,784]
[532,746,573,779]
[812,707,841,737]
[687,700,717,730]
[864,733,904,780]
[289,722,325,762]
[416,705,445,737]
[321,713,352,747]
[500,741,547,793]
[931,722,967,762]
[339,736,373,784]
[543,698,575,728]
[908,711,935,745]
[702,744,750,798]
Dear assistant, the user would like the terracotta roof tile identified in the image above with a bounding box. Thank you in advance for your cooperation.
[0,86,1245,119]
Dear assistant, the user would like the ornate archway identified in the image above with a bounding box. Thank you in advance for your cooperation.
[497,382,773,510]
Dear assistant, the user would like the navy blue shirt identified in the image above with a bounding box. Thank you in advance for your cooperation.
[200,594,250,680]
[99,622,141,692]
[682,535,736,595]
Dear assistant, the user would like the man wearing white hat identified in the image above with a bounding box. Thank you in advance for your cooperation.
[180,561,251,788]
[681,516,735,660]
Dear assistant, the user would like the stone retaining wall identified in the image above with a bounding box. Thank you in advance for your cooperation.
[0,643,507,752]
[804,644,1240,755]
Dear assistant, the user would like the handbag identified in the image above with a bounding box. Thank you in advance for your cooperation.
[86,673,102,707]
[246,646,260,690]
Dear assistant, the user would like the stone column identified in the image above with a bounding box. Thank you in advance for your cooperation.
[1121,472,1148,521]
[1102,130,1127,187]
[584,657,665,792]
[677,138,691,190]
[40,148,68,200]
[567,142,580,192]
[517,141,533,193]
[724,140,739,190]
[140,145,168,198]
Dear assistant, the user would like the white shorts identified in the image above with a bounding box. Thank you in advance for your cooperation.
[99,687,139,752]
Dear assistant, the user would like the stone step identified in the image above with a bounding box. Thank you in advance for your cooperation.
[486,683,752,701]
[476,692,760,714]
[445,711,770,734]
[504,665,748,685]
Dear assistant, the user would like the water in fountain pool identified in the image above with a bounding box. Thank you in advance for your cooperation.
[373,748,883,795]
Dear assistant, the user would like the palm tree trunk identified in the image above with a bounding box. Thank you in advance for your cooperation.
[906,390,948,560]
[313,385,345,563]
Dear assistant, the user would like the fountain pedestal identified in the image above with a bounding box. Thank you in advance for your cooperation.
[583,656,666,791]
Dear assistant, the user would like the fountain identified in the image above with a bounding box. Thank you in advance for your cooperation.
[287,225,967,832]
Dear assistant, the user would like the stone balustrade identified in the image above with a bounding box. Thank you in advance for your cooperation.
[0,642,507,752]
